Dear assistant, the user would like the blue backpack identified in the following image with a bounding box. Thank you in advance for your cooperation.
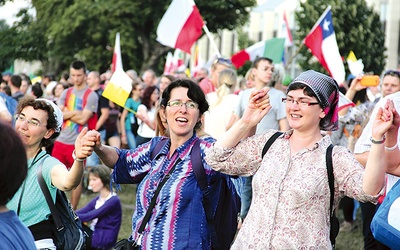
[152,138,241,250]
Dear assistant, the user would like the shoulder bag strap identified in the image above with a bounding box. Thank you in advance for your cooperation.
[17,151,47,216]
[37,155,64,231]
[135,156,181,244]
[262,131,283,158]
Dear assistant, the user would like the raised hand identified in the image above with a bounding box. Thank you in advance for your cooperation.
[372,104,394,140]
[241,87,272,127]
[385,99,400,131]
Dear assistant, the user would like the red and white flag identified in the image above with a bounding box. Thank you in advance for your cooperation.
[163,52,174,75]
[156,0,204,54]
[111,32,123,72]
[282,12,293,47]
[304,6,345,84]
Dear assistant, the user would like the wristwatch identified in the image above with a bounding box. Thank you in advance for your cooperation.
[72,150,86,162]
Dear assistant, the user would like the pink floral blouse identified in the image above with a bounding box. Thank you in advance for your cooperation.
[205,130,382,249]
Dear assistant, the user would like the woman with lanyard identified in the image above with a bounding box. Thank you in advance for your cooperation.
[7,96,91,249]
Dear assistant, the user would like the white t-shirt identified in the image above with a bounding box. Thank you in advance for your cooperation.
[137,104,156,138]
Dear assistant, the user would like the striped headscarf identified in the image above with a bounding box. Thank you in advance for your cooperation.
[290,70,339,131]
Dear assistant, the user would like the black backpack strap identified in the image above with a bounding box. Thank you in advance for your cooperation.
[150,137,169,161]
[326,144,339,247]
[190,139,220,248]
[326,144,334,216]
[37,155,64,231]
[261,132,283,158]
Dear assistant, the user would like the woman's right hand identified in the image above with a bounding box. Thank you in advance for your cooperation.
[241,87,272,127]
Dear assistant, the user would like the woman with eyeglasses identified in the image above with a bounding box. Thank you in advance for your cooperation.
[205,70,390,249]
[7,96,90,249]
[79,79,247,249]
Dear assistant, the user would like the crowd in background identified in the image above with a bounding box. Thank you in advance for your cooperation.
[1,57,399,249]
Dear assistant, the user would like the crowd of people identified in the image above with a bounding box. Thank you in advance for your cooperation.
[0,57,399,249]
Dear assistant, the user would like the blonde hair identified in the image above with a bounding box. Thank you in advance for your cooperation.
[213,68,237,106]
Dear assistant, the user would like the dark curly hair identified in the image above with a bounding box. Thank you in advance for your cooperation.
[16,96,60,147]
[160,79,209,131]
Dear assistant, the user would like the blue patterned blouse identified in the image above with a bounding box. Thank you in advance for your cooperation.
[112,134,227,249]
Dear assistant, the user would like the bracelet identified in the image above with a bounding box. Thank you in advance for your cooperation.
[385,142,398,151]
[72,150,86,162]
[370,135,386,144]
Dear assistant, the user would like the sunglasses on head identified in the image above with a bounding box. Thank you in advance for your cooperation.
[384,70,400,78]
[213,58,232,67]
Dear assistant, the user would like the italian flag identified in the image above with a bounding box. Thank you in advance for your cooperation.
[231,38,285,69]
[156,0,204,54]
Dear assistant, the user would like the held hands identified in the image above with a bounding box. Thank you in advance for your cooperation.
[241,87,272,127]
[74,127,102,159]
[384,99,400,132]
[372,101,394,140]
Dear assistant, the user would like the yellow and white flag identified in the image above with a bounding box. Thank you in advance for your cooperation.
[347,51,364,76]
[102,69,132,108]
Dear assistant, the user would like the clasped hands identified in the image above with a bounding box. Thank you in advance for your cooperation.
[74,127,102,159]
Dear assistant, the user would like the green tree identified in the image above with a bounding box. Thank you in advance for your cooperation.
[2,0,256,76]
[295,0,386,78]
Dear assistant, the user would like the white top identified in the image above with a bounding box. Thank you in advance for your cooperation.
[137,104,156,138]
[204,92,239,140]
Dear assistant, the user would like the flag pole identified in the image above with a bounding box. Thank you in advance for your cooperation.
[284,42,304,70]
[202,24,221,57]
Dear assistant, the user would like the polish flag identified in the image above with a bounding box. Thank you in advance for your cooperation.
[282,12,293,47]
[231,38,285,68]
[111,32,123,72]
[156,0,204,54]
[304,6,345,84]
[163,52,174,75]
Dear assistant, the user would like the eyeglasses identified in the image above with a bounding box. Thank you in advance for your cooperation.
[384,70,400,78]
[212,58,232,67]
[167,100,198,110]
[282,97,319,107]
[15,114,46,128]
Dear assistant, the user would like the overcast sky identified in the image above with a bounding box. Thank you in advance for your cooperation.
[0,0,33,26]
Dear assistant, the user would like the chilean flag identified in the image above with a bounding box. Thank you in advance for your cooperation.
[304,6,345,84]
[156,0,204,54]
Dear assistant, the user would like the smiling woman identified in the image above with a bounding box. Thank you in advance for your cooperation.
[205,70,389,249]
[6,96,91,249]
[79,79,242,249]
